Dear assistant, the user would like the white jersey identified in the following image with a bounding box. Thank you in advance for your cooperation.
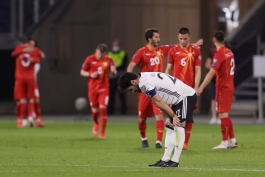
[139,72,195,105]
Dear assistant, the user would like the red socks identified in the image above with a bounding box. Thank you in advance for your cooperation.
[220,117,230,141]
[184,123,193,144]
[99,108,107,134]
[92,111,99,124]
[28,102,35,118]
[20,103,27,120]
[35,101,41,121]
[228,117,235,139]
[156,120,164,142]
[138,119,147,139]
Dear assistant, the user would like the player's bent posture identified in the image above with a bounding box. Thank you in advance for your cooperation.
[197,31,237,149]
[118,72,197,167]
[127,28,203,148]
[165,27,202,150]
[80,44,117,139]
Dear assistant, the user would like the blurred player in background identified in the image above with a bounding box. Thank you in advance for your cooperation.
[28,38,45,127]
[197,31,238,149]
[165,27,201,150]
[127,28,203,148]
[118,72,197,167]
[205,48,220,124]
[107,39,128,115]
[80,44,117,139]
[11,36,43,127]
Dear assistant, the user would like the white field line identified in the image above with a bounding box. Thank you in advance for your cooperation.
[0,164,265,173]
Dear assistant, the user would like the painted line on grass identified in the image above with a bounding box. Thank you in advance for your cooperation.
[0,164,265,173]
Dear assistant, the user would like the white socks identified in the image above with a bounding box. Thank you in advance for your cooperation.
[161,128,175,161]
[171,127,185,163]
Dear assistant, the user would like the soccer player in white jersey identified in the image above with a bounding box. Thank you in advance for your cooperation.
[118,72,197,167]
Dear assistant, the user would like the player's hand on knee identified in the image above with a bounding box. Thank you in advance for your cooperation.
[90,72,98,78]
[165,117,173,126]
[172,116,180,126]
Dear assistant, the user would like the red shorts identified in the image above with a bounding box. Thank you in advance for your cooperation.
[138,92,163,118]
[14,78,38,100]
[88,88,109,108]
[215,91,234,114]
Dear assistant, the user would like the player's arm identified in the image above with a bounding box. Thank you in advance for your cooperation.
[165,49,174,75]
[37,48,45,59]
[11,47,24,57]
[205,57,212,69]
[80,69,89,77]
[193,39,203,48]
[151,94,180,126]
[165,63,173,75]
[197,68,215,96]
[194,66,201,91]
[127,62,136,72]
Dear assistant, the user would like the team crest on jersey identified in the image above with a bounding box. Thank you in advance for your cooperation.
[92,61,97,64]
[103,62,108,66]
[157,51,161,55]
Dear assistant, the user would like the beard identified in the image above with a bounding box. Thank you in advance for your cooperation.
[135,85,141,93]
[152,41,159,47]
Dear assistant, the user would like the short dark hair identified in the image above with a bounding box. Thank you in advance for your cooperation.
[178,27,190,35]
[145,28,159,42]
[19,36,28,44]
[118,72,139,92]
[96,44,108,53]
[28,37,38,47]
[213,31,225,43]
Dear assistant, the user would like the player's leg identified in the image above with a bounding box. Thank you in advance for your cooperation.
[17,79,28,127]
[138,93,153,147]
[98,92,109,139]
[89,91,99,135]
[212,92,236,149]
[153,105,164,148]
[14,80,21,126]
[149,126,175,167]
[182,95,195,150]
[168,95,196,166]
[26,79,39,127]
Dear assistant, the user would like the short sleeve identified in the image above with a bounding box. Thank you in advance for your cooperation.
[131,49,143,64]
[195,49,202,66]
[167,48,174,64]
[211,54,222,70]
[139,79,156,98]
[81,57,90,71]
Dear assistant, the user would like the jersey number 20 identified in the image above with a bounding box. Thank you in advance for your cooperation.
[150,57,160,66]
[230,58,235,75]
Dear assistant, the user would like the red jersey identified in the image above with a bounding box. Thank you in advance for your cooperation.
[82,54,115,91]
[31,47,42,63]
[211,46,235,92]
[11,45,37,80]
[131,45,173,72]
[168,44,202,87]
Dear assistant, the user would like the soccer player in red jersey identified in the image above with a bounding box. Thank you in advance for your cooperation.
[11,36,42,128]
[128,28,203,148]
[28,38,45,127]
[165,27,202,150]
[197,31,237,149]
[81,44,117,139]
[127,28,172,148]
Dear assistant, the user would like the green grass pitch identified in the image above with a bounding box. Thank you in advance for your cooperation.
[0,119,265,177]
